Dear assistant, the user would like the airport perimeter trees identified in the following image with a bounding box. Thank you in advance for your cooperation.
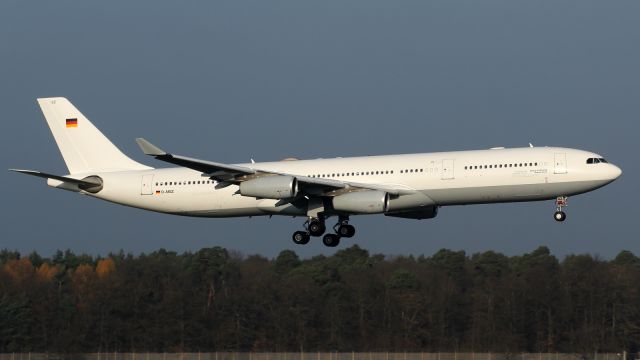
[0,246,639,354]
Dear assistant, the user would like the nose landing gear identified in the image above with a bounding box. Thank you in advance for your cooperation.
[554,196,567,222]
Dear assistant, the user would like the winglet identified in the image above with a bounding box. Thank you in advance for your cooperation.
[136,138,167,156]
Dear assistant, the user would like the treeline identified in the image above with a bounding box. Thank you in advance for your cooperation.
[1,246,639,354]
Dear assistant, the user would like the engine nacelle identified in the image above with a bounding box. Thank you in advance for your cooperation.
[385,206,438,219]
[385,192,438,219]
[386,192,435,212]
[332,190,389,214]
[239,176,298,199]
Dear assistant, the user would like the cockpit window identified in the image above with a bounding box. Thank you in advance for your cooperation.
[587,157,609,164]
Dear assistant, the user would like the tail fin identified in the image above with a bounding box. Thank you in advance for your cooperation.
[37,97,151,174]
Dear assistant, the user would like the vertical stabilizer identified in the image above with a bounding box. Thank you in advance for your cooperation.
[37,97,151,174]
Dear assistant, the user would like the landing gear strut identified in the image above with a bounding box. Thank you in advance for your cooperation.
[291,216,358,246]
[323,216,356,247]
[334,216,356,238]
[291,217,326,245]
[307,218,326,237]
[554,196,567,222]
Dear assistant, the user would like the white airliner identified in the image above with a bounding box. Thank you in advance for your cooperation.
[12,98,622,247]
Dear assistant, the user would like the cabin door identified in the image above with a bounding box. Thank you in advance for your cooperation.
[141,174,154,195]
[554,153,567,174]
[442,159,455,180]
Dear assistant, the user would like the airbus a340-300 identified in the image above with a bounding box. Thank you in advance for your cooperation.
[12,98,622,247]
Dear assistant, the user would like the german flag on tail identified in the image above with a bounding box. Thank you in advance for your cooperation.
[66,118,78,128]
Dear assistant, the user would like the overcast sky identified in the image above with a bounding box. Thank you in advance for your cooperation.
[1,0,638,259]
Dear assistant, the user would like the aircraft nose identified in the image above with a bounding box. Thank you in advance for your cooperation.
[609,164,622,180]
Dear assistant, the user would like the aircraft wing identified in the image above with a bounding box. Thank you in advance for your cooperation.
[136,138,413,196]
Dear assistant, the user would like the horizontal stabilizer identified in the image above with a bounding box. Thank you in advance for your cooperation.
[9,169,102,187]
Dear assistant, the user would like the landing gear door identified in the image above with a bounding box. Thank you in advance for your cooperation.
[141,174,154,195]
[554,153,567,174]
[442,159,455,180]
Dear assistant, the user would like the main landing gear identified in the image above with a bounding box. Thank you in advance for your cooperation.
[291,216,356,247]
[554,196,567,222]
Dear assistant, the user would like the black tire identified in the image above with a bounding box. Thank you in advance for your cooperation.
[308,220,326,237]
[322,233,340,247]
[292,231,310,245]
[338,225,356,238]
[554,211,566,222]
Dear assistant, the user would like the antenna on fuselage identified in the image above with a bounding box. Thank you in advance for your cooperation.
[529,143,534,148]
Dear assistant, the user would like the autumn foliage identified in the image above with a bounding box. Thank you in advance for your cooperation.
[0,246,639,354]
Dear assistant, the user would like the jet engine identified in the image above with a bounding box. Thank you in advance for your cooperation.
[385,206,438,219]
[332,190,389,214]
[385,192,438,219]
[239,176,298,199]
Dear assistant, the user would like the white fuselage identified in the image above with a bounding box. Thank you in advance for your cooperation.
[50,146,621,218]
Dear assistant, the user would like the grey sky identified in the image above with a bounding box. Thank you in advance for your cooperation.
[1,0,638,259]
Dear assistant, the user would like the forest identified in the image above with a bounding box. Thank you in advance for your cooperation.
[0,245,639,354]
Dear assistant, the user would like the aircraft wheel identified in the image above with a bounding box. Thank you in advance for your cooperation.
[322,233,340,247]
[308,220,326,237]
[338,224,356,238]
[292,231,310,245]
[554,211,566,222]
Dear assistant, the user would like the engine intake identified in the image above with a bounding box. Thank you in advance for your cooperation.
[239,176,298,199]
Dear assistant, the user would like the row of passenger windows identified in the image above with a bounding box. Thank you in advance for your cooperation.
[309,170,394,178]
[156,180,213,186]
[156,161,546,184]
[586,158,608,164]
[464,162,538,170]
[307,168,432,178]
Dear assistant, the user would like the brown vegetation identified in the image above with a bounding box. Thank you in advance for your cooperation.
[0,246,639,354]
